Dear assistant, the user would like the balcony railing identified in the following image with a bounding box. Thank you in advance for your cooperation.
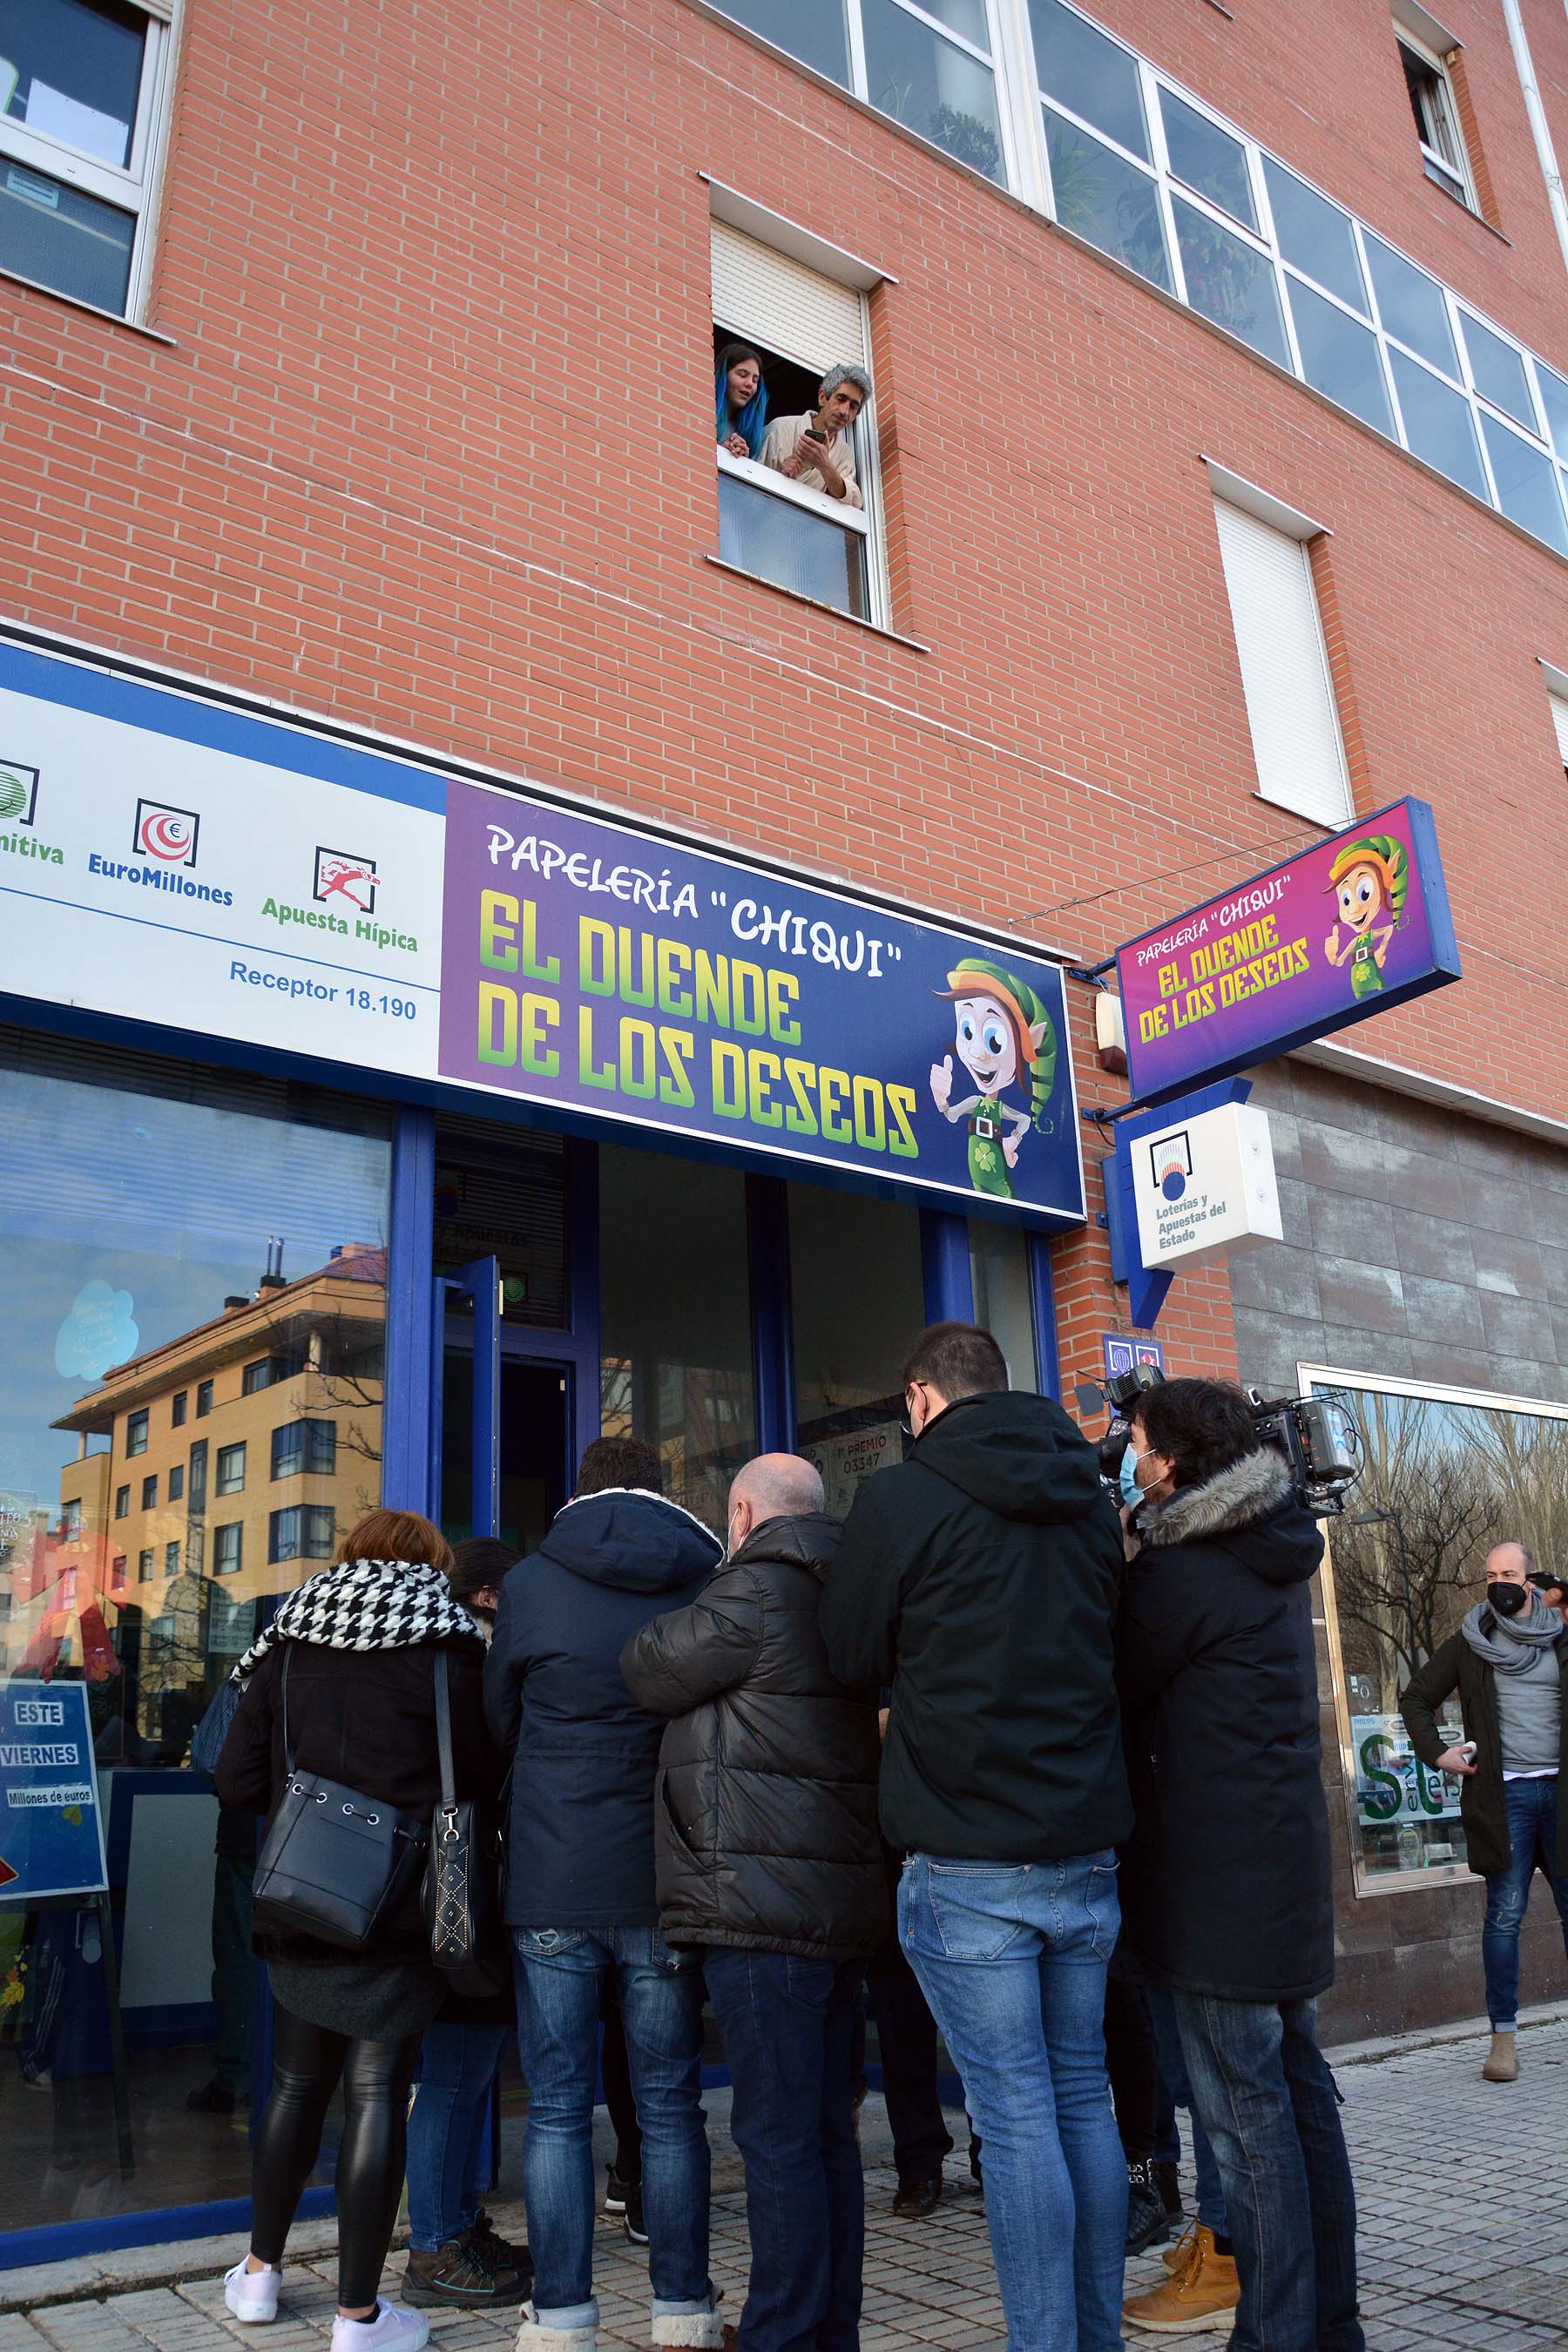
[716,449,870,618]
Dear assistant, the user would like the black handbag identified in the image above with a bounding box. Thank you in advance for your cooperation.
[422,1650,508,1997]
[253,1649,431,1951]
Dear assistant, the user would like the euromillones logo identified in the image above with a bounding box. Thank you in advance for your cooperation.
[314,846,378,915]
[0,760,39,827]
[133,799,200,867]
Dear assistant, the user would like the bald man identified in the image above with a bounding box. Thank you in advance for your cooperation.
[623,1456,886,2352]
[1402,1539,1568,2082]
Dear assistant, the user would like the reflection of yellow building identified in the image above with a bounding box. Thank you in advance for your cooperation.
[36,1247,385,1710]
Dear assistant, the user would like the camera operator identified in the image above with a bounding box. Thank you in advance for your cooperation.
[1114,1377,1362,2352]
[1400,1541,1568,2085]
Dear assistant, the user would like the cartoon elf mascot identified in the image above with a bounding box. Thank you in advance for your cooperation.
[1323,835,1409,1001]
[929,956,1057,1201]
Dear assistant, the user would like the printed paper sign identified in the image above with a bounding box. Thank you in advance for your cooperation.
[0,1682,108,1901]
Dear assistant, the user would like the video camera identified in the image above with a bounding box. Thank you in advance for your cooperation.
[1072,1363,1362,1517]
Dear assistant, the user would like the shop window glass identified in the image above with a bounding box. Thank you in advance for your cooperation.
[1261,159,1366,314]
[1031,0,1149,159]
[1172,195,1288,368]
[1044,111,1171,291]
[0,1027,389,2234]
[969,1222,1037,1391]
[215,1442,246,1496]
[1316,1373,1568,1887]
[791,1181,924,1512]
[1388,349,1487,499]
[1159,88,1254,230]
[1286,278,1396,436]
[598,1145,756,1531]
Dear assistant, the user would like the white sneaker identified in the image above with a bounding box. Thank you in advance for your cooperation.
[330,2304,430,2352]
[225,2262,281,2323]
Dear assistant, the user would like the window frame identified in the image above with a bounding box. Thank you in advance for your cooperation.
[171,1389,187,1427]
[114,1483,130,1519]
[195,1378,213,1416]
[1393,27,1475,213]
[140,1472,157,1510]
[0,0,180,323]
[125,1407,148,1456]
[137,1546,153,1582]
[214,1440,247,1496]
[213,1520,243,1576]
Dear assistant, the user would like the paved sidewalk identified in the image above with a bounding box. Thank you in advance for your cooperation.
[3,2007,1565,2349]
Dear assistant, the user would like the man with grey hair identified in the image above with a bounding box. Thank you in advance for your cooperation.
[760,364,871,506]
[623,1455,886,2352]
[1402,1538,1568,2081]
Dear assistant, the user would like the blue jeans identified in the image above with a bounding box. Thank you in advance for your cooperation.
[406,2020,508,2251]
[512,1926,713,2332]
[1172,1992,1362,2352]
[898,1852,1125,2352]
[1146,1984,1227,2238]
[1482,1777,1568,2030]
[705,1950,863,2352]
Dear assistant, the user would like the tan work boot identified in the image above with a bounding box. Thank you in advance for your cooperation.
[1125,2223,1240,2334]
[1161,2222,1196,2274]
[1483,2030,1518,2082]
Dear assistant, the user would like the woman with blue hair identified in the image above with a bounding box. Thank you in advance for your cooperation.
[715,341,767,459]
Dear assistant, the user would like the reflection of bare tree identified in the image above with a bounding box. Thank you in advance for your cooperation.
[1465,1411,1568,1571]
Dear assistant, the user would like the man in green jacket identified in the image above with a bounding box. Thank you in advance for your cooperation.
[1401,1541,1568,2083]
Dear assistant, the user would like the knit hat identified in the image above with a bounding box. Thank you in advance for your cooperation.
[936,956,1058,1131]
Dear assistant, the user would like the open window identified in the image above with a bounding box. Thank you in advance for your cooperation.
[1394,19,1474,211]
[710,220,881,623]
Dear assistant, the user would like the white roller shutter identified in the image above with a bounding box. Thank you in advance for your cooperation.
[1550,691,1568,770]
[711,221,868,374]
[1212,497,1353,829]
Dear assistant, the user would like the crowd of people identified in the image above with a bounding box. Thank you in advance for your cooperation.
[209,1317,1568,2352]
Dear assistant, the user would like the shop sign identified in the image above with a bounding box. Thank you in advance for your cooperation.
[1351,1713,1461,1828]
[0,1680,108,1902]
[1102,1335,1162,1380]
[1130,1100,1281,1268]
[0,643,1086,1226]
[1115,798,1460,1107]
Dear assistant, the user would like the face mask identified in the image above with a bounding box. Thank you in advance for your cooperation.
[1488,1581,1530,1618]
[1119,1445,1147,1512]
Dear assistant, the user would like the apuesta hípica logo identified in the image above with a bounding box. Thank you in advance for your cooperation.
[314,846,379,915]
[1150,1129,1193,1201]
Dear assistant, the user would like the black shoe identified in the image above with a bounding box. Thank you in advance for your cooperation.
[470,2209,532,2285]
[402,2235,529,2309]
[604,2163,632,2215]
[892,2176,943,2220]
[1154,2158,1183,2220]
[619,2174,648,2246]
[1125,2157,1172,2255]
[186,2080,245,2116]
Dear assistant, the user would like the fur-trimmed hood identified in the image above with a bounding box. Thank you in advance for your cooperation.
[1139,1446,1307,1568]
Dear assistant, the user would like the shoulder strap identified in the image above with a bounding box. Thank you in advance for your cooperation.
[280,1644,294,1774]
[434,1649,457,1820]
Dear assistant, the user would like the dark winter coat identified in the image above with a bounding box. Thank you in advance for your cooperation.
[1401,1625,1568,1879]
[620,1511,888,1961]
[1116,1449,1334,2004]
[820,1390,1132,1864]
[214,1636,496,1965]
[484,1486,724,1928]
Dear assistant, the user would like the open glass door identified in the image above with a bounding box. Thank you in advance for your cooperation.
[431,1257,571,1555]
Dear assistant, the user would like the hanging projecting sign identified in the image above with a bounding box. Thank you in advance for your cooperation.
[1115,798,1459,1108]
[1130,1099,1282,1268]
[0,641,1085,1226]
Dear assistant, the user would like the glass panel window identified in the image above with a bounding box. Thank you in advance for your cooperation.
[1479,413,1568,557]
[1396,37,1470,206]
[1459,313,1535,431]
[1172,196,1288,368]
[706,0,851,84]
[0,0,145,167]
[1536,362,1568,461]
[791,1181,925,1511]
[171,1389,186,1427]
[599,1145,757,1531]
[114,1483,129,1518]
[1031,0,1149,160]
[969,1222,1037,1390]
[214,1442,246,1497]
[125,1408,147,1456]
[1261,159,1366,314]
[272,1420,305,1481]
[1363,234,1458,377]
[168,1462,183,1500]
[196,1378,213,1416]
[1389,348,1488,498]
[62,1497,83,1540]
[111,1553,126,1592]
[213,1521,242,1576]
[307,1420,336,1475]
[1287,277,1395,436]
[1044,112,1171,291]
[242,1358,273,1396]
[139,1473,156,1511]
[1159,87,1254,229]
[0,1027,389,2233]
[268,1505,299,1565]
[861,0,1004,183]
[0,109,137,314]
[717,470,869,618]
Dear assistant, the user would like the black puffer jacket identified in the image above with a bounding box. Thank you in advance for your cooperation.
[821,1390,1131,1865]
[1116,1449,1333,2004]
[620,1513,888,1960]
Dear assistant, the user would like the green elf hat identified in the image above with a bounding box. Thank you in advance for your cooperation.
[936,956,1058,1131]
[1325,835,1409,923]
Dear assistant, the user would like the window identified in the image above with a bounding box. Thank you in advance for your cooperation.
[114,1483,129,1518]
[970,1222,1038,1390]
[272,1418,337,1479]
[711,221,881,623]
[61,1497,83,1540]
[215,1441,246,1496]
[125,1406,148,1455]
[164,1538,179,1576]
[791,1182,925,1511]
[213,1521,243,1576]
[700,0,1006,182]
[137,1546,153,1582]
[1395,28,1473,209]
[187,1436,207,1513]
[111,1553,126,1592]
[140,1473,156,1510]
[195,1377,213,1416]
[268,1504,335,1565]
[241,1358,273,1396]
[1211,494,1352,829]
[1550,689,1568,777]
[168,1461,183,1500]
[171,1389,187,1427]
[0,0,177,320]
